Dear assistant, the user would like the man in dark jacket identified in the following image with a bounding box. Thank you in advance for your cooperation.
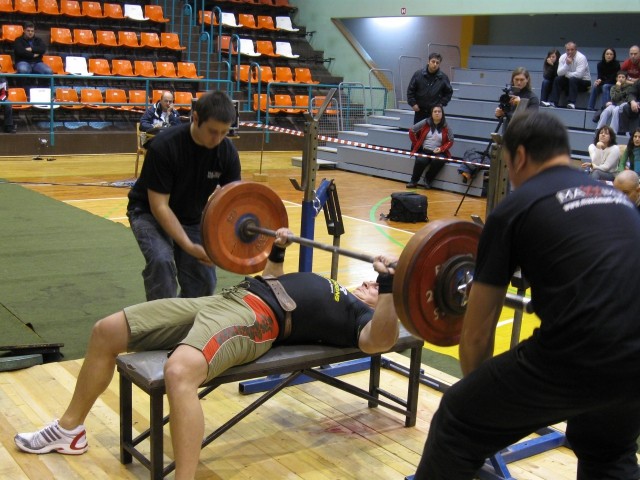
[139,91,181,132]
[14,22,53,75]
[406,53,453,124]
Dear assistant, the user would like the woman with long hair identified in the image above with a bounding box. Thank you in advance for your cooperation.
[620,128,640,174]
[581,125,621,181]
[540,49,560,103]
[588,47,620,113]
[406,104,454,189]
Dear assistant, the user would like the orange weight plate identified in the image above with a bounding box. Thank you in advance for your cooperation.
[393,219,482,346]
[201,181,289,274]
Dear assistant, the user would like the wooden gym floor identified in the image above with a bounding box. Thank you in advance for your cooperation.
[0,152,587,479]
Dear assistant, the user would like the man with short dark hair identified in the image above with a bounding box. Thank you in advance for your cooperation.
[415,111,640,480]
[406,52,453,124]
[541,41,591,109]
[127,90,241,300]
[13,22,53,75]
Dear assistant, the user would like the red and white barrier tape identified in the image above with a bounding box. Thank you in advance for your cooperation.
[239,121,490,169]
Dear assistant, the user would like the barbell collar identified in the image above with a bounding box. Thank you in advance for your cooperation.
[504,292,533,314]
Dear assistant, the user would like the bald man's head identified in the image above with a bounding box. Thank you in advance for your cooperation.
[614,170,640,205]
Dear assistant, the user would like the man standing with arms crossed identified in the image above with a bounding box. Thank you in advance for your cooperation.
[406,52,453,124]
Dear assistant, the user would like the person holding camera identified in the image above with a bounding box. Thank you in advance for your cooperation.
[495,67,540,121]
[140,91,181,132]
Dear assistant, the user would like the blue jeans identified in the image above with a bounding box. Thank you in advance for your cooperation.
[540,78,553,102]
[16,61,53,75]
[128,210,217,301]
[549,76,591,105]
[588,82,613,110]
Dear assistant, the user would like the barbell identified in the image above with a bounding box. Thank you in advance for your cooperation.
[201,181,532,347]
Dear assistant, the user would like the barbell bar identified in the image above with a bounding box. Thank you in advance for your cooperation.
[201,181,533,346]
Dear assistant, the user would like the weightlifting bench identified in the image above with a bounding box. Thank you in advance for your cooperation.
[116,326,423,479]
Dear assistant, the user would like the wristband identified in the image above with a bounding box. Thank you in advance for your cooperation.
[376,273,394,294]
[268,244,286,263]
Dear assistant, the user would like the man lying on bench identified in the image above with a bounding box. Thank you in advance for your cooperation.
[15,228,401,480]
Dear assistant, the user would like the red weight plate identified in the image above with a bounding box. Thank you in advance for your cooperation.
[201,181,289,274]
[393,219,482,346]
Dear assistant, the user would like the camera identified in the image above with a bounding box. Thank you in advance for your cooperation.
[498,84,521,114]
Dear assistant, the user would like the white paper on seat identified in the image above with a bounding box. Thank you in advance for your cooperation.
[221,12,239,27]
[275,41,299,59]
[65,56,93,76]
[275,16,299,32]
[239,38,261,57]
[30,87,60,109]
[124,4,148,20]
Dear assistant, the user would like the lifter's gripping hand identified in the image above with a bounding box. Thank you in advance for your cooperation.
[273,228,294,249]
[372,255,397,277]
[262,228,293,277]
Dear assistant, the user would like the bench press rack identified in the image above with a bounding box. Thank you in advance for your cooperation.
[116,326,422,479]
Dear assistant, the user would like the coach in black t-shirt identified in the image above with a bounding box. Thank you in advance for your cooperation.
[416,111,640,480]
[127,91,241,300]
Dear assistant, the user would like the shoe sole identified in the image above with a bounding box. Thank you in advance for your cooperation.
[15,436,88,455]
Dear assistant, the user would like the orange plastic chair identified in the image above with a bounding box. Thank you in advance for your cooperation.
[160,33,185,51]
[294,94,310,112]
[156,61,177,78]
[219,35,234,53]
[145,4,169,22]
[73,29,96,46]
[60,0,82,16]
[140,32,162,49]
[118,31,140,48]
[274,94,299,114]
[134,60,156,77]
[0,0,15,12]
[257,0,273,6]
[256,66,274,83]
[81,88,108,109]
[151,89,165,104]
[274,0,294,8]
[8,88,30,109]
[177,62,203,79]
[50,27,75,45]
[96,30,118,47]
[2,25,24,42]
[0,55,16,73]
[234,64,254,84]
[198,10,217,26]
[128,89,148,109]
[88,58,112,75]
[105,88,129,110]
[255,40,279,58]
[81,1,103,17]
[174,91,193,111]
[253,93,280,114]
[103,2,123,18]
[238,14,259,29]
[312,96,338,115]
[256,15,276,30]
[38,0,60,15]
[294,67,319,84]
[42,55,68,74]
[112,59,135,76]
[15,0,38,14]
[55,87,83,109]
[275,66,294,83]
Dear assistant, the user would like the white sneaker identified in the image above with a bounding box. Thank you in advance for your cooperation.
[567,103,575,109]
[541,101,552,107]
[15,419,88,455]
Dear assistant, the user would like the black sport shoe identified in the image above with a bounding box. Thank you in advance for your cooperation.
[406,182,417,188]
[4,125,16,134]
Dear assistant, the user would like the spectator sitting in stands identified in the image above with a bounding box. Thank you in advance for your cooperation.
[620,128,640,174]
[588,48,620,115]
[541,41,591,109]
[581,125,621,181]
[540,49,560,104]
[0,74,16,134]
[620,45,640,85]
[613,169,640,211]
[595,70,633,130]
[618,79,640,136]
[13,22,53,75]
[406,104,454,189]
[140,91,181,133]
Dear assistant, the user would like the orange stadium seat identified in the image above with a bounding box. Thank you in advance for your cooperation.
[256,15,276,30]
[140,32,162,49]
[256,66,274,83]
[50,27,75,45]
[42,55,68,74]
[198,10,217,26]
[128,89,148,109]
[145,4,169,22]
[105,88,129,109]
[274,0,295,8]
[238,14,259,29]
[81,88,108,109]
[88,58,112,75]
[2,25,24,42]
[118,31,140,48]
[15,0,38,14]
[155,61,177,78]
[103,2,123,18]
[256,40,279,57]
[73,29,96,46]
[82,1,104,17]
[274,94,300,114]
[0,0,15,12]
[275,67,295,83]
[134,60,156,77]
[8,88,30,109]
[253,93,280,114]
[174,91,193,111]
[294,94,310,112]
[112,59,134,76]
[96,30,118,47]
[312,95,338,115]
[38,0,60,15]
[295,67,319,84]
[0,54,16,73]
[60,0,83,16]
[177,62,203,79]
[55,87,83,109]
[160,33,185,51]
[234,64,254,83]
[257,0,274,6]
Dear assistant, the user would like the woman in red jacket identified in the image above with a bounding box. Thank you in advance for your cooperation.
[406,104,454,189]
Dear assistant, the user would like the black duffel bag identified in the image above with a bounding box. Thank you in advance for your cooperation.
[381,192,428,223]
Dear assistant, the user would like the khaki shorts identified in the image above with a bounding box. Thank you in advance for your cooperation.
[124,287,279,382]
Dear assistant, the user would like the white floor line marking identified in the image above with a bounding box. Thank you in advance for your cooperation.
[64,197,127,203]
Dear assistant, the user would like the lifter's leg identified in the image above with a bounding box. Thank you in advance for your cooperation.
[164,344,208,480]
